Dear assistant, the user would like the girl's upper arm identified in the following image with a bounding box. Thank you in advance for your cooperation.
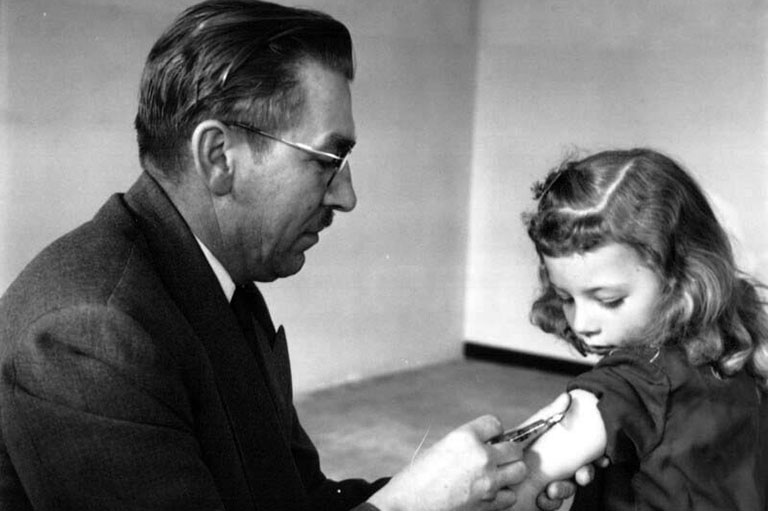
[510,390,607,511]
[528,390,607,479]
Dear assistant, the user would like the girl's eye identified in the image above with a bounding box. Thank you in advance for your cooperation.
[557,294,573,304]
[601,298,625,309]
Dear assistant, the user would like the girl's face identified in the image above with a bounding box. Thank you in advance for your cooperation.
[543,242,664,350]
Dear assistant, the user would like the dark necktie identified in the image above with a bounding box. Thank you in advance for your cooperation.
[230,283,291,433]
[230,283,276,347]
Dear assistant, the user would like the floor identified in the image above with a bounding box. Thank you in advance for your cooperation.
[295,356,574,482]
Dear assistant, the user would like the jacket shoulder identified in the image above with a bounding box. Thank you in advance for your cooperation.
[1,193,156,333]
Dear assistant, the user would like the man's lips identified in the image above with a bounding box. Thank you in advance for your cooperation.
[296,230,320,250]
[296,209,334,250]
[321,208,334,229]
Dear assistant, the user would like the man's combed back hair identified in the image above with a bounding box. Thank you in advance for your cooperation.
[524,148,768,387]
[134,0,354,177]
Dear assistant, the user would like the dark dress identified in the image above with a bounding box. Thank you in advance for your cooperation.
[566,345,768,511]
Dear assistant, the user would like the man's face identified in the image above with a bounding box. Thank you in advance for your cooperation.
[226,61,357,282]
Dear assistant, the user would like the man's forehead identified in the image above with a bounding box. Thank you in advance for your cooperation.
[293,61,355,146]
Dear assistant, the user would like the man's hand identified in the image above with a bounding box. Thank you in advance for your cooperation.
[368,415,526,511]
[535,459,606,510]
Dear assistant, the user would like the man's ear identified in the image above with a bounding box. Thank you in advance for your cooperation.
[190,120,234,196]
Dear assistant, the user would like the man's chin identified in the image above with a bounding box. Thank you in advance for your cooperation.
[274,253,307,279]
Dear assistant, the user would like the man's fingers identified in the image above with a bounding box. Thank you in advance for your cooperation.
[536,480,576,511]
[547,479,577,500]
[535,491,564,511]
[488,435,524,465]
[574,463,595,486]
[461,414,504,442]
[495,459,527,488]
[484,488,518,511]
[596,455,610,468]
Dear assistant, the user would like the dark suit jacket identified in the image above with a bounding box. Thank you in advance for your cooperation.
[0,172,385,510]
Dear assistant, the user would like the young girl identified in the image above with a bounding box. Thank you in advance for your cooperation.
[510,148,768,510]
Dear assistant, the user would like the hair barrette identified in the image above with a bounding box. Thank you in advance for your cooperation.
[534,164,567,201]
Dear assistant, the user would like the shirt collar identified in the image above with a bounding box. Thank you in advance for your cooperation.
[195,237,236,302]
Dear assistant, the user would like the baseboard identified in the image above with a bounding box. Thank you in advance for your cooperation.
[463,341,592,377]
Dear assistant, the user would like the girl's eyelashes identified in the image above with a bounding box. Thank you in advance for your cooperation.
[553,289,624,309]
[600,297,625,309]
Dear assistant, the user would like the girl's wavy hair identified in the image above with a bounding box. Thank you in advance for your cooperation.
[524,148,768,387]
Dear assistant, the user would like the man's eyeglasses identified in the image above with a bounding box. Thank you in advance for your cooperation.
[224,121,353,187]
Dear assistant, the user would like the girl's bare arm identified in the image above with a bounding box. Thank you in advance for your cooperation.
[510,390,608,510]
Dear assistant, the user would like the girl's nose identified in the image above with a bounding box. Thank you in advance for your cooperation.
[570,303,601,339]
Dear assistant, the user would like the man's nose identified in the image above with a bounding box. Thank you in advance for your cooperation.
[324,164,357,212]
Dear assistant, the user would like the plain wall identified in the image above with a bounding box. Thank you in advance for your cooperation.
[465,0,768,361]
[0,0,478,394]
[4,0,767,392]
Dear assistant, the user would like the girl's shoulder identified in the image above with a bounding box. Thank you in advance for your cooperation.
[597,344,689,371]
[573,345,695,401]
[594,345,670,374]
[568,345,674,461]
[569,346,672,401]
[596,343,756,396]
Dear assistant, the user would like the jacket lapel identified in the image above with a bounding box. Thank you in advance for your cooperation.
[123,173,308,510]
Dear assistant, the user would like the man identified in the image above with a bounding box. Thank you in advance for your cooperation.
[0,1,586,510]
